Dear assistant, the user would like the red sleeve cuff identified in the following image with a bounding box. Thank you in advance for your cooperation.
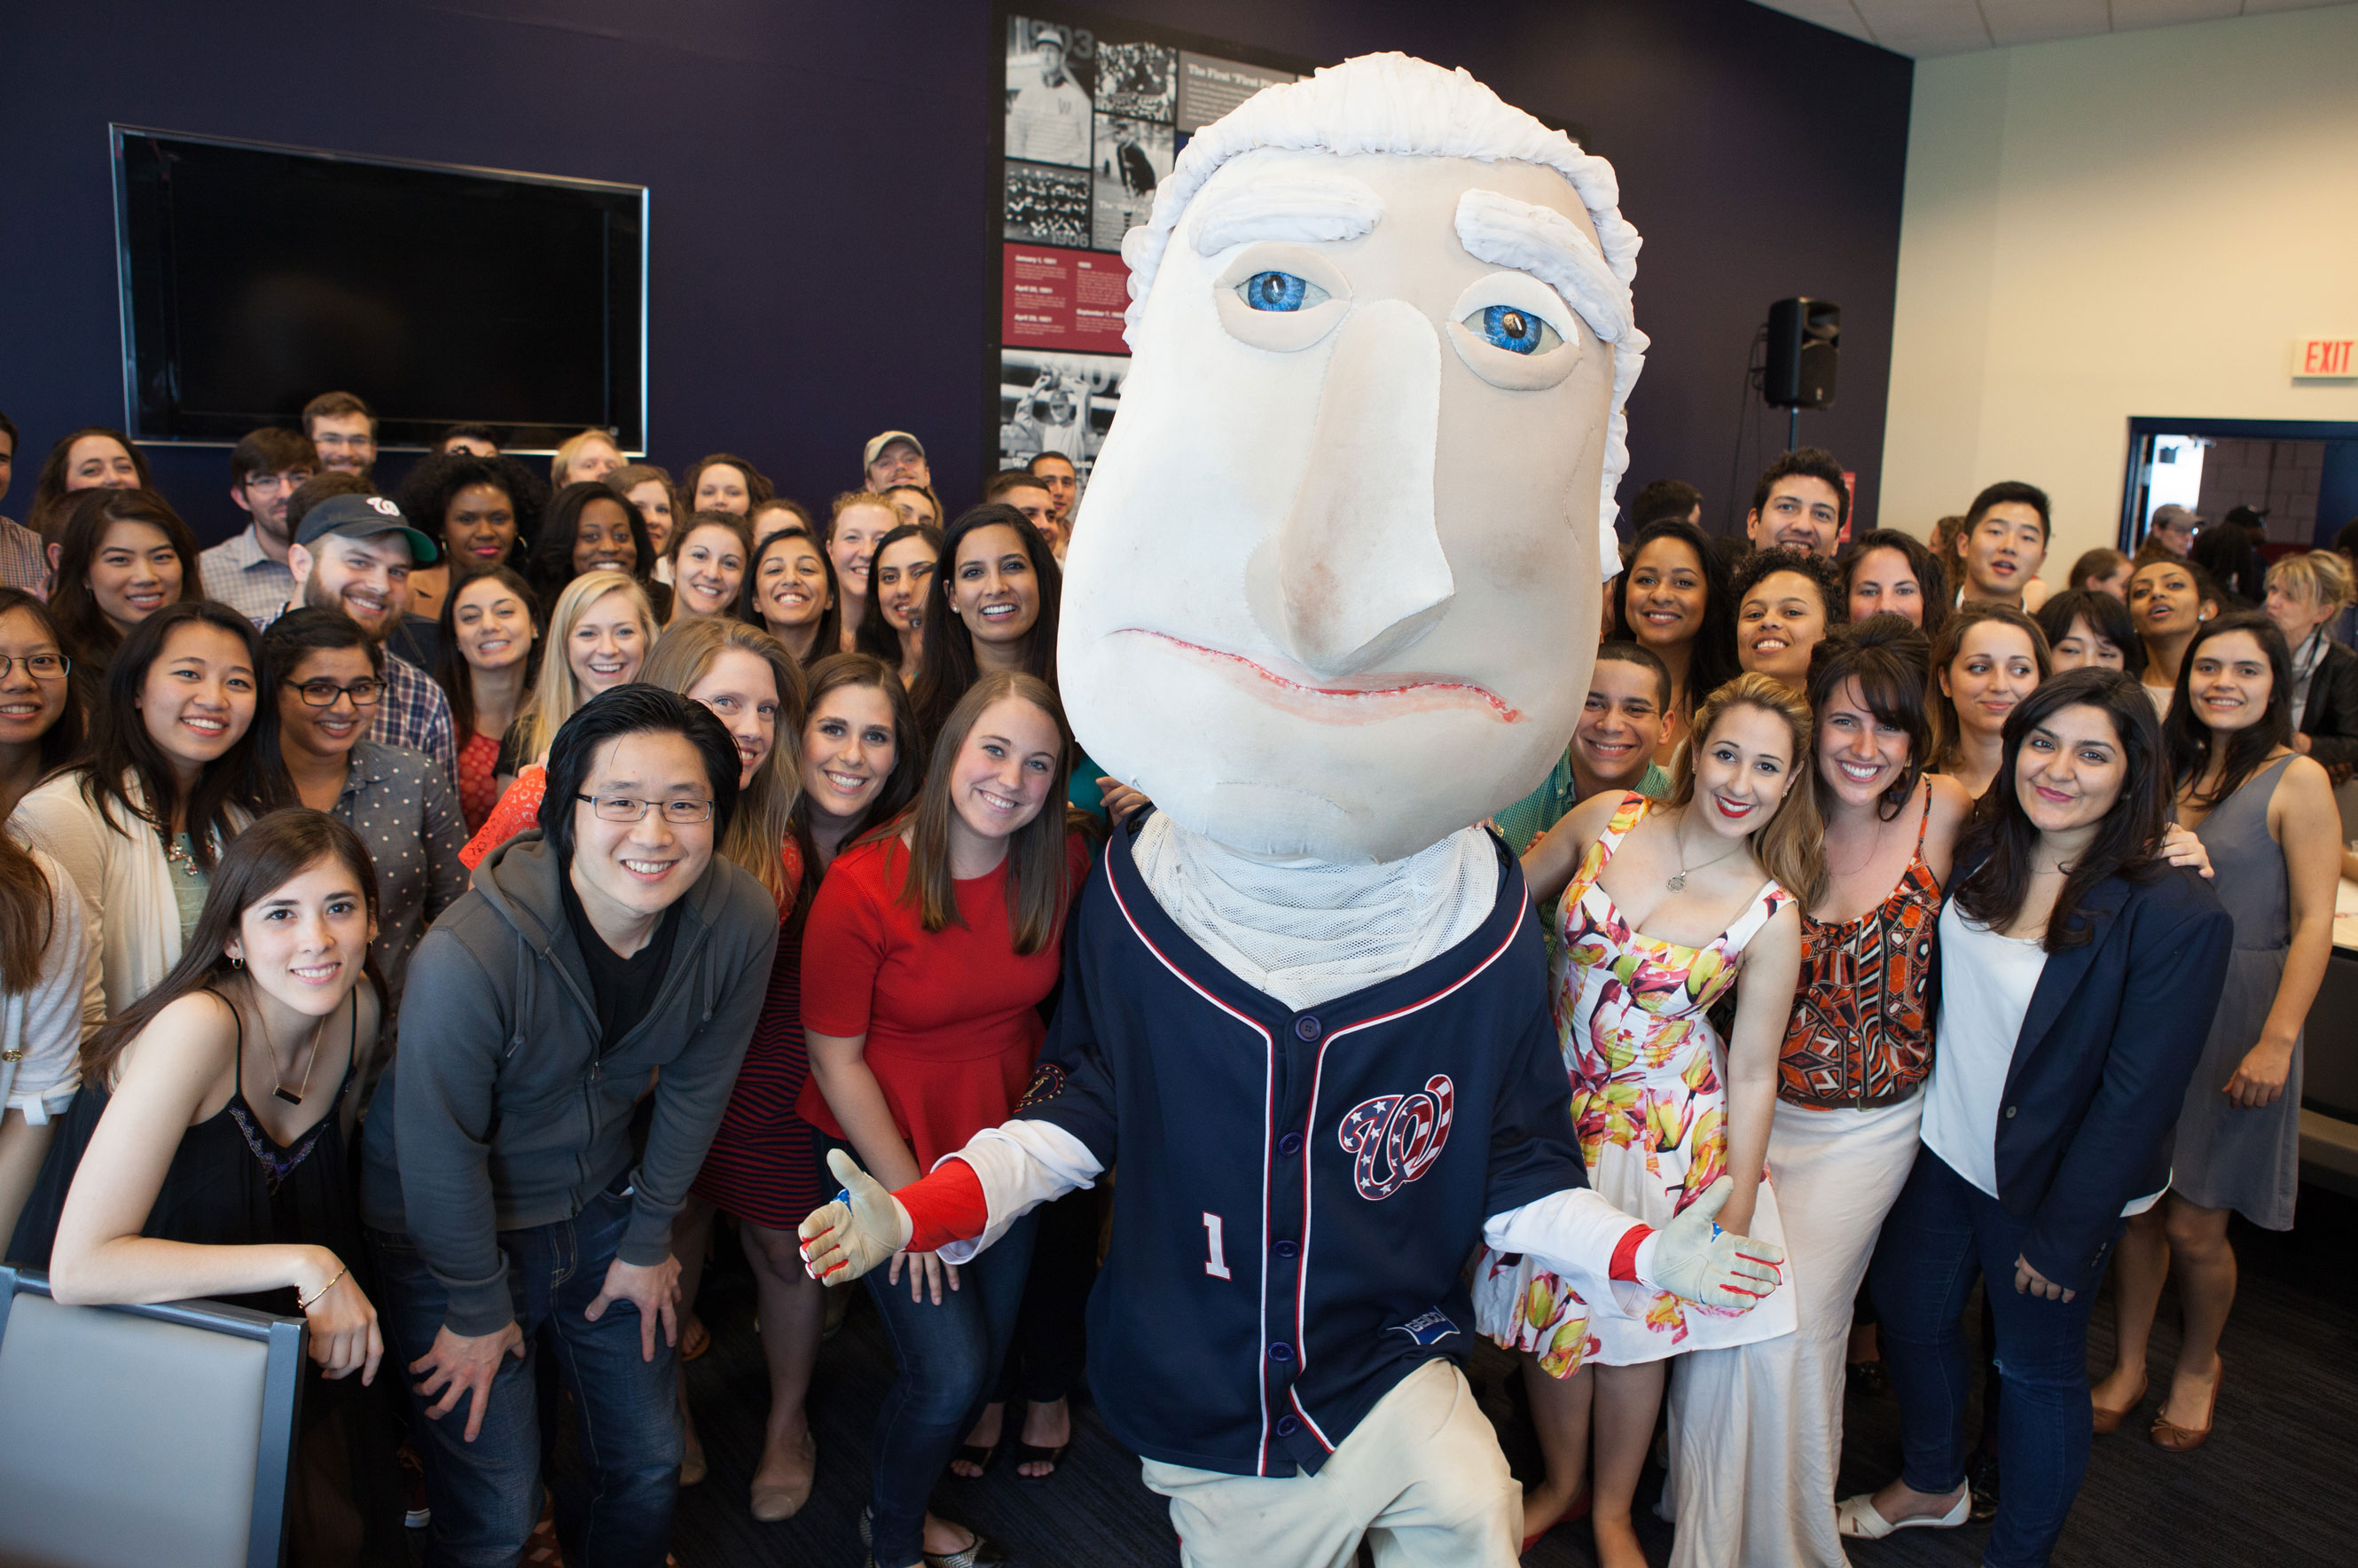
[896,1159,991,1253]
[1610,1223,1654,1282]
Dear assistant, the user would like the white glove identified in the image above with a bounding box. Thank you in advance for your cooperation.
[1644,1177,1786,1310]
[797,1149,913,1284]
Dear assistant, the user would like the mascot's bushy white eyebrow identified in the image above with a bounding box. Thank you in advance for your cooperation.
[1122,50,1650,582]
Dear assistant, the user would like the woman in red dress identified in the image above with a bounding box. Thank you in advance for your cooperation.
[800,670,1094,1568]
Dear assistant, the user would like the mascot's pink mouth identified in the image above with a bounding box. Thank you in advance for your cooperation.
[1118,631,1523,724]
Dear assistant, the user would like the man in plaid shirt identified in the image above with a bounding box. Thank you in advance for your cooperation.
[272,490,458,789]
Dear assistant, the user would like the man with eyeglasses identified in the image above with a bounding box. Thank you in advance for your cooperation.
[303,389,378,478]
[200,427,318,623]
[362,685,778,1568]
[276,489,459,791]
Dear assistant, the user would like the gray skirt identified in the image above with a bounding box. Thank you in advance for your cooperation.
[2166,945,2300,1230]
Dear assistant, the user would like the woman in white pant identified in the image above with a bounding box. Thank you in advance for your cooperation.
[1666,615,1962,1566]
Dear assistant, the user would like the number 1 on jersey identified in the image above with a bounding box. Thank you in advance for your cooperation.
[1202,1211,1232,1280]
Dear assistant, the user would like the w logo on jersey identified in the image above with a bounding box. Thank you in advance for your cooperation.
[1336,1076,1454,1201]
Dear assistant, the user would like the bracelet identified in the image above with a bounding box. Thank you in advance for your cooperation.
[297,1262,349,1313]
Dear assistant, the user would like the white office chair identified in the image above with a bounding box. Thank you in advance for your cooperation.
[0,1265,306,1568]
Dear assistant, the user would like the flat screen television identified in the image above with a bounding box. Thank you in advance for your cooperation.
[113,127,646,450]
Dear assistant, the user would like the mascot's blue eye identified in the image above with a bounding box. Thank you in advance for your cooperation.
[1239,270,1328,312]
[1465,304,1562,355]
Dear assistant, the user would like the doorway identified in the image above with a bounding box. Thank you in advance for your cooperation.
[2120,416,2358,555]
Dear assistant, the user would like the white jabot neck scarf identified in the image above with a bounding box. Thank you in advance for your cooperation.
[1131,813,1499,1011]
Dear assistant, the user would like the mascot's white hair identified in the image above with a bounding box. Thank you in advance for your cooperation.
[1120,51,1649,576]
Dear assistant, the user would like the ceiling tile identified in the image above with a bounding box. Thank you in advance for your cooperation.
[1747,0,1877,41]
[1980,0,2111,47]
[1849,0,1990,52]
[2109,0,2242,27]
[1749,0,2355,56]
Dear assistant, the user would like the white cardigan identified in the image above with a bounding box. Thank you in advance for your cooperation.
[0,844,102,1125]
[7,772,247,1015]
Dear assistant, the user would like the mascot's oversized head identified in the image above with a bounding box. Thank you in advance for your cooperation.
[1058,53,1647,864]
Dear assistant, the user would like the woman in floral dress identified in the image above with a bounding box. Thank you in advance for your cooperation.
[1476,673,1815,1567]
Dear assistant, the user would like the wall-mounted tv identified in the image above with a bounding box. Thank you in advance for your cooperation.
[113,127,646,451]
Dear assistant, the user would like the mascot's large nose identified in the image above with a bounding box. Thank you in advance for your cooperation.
[1273,299,1453,678]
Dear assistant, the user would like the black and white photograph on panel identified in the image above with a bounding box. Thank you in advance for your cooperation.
[1095,39,1178,122]
[1005,16,1095,169]
[1090,115,1174,250]
[1004,161,1093,247]
[999,349,1126,477]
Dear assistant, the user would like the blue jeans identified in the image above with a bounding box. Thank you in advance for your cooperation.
[369,1189,680,1568]
[862,1203,1038,1566]
[1868,1149,2119,1568]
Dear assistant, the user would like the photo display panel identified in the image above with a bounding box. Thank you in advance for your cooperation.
[990,6,1317,496]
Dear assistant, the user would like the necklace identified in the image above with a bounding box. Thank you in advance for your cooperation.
[162,832,204,879]
[258,995,331,1107]
[1665,813,1747,892]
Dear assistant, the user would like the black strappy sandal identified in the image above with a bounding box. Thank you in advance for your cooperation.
[1012,1440,1068,1480]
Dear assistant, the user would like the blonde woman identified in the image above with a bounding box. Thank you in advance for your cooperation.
[1477,672,1811,1567]
[638,617,820,1509]
[827,491,900,653]
[462,570,654,868]
[2262,550,2358,780]
[549,428,625,490]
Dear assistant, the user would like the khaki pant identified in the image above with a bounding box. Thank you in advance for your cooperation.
[1139,1360,1523,1568]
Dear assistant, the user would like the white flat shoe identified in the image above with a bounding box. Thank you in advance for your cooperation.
[1836,1486,1970,1539]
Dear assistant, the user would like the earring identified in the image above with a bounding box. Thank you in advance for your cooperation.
[229,954,244,969]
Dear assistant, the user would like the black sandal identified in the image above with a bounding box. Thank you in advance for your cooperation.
[1013,1440,1068,1479]
[948,1442,999,1478]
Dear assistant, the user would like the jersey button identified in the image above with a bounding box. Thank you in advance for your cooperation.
[1269,1342,1295,1363]
[1275,1415,1300,1437]
[1278,1133,1304,1157]
[1295,1015,1322,1041]
[1273,1240,1298,1258]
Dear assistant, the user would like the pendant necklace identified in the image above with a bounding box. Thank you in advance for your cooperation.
[1665,813,1746,893]
[260,997,331,1108]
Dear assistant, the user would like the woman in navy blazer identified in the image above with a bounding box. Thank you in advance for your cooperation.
[1837,669,2230,1567]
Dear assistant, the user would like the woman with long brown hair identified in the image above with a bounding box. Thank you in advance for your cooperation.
[1841,670,2230,1565]
[1929,602,2050,799]
[799,670,1093,1568]
[4,808,400,1562]
[26,427,151,537]
[44,488,204,705]
[8,601,270,1009]
[909,506,1062,740]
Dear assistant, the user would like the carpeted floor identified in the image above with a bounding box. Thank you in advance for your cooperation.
[656,1181,2356,1566]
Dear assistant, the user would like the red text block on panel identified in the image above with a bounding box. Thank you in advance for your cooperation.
[1003,243,1132,350]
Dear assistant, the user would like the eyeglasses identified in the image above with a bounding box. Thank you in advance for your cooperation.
[242,470,317,494]
[576,794,716,824]
[283,678,386,708]
[0,653,68,680]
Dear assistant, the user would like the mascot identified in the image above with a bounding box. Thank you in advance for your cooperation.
[803,53,1784,1566]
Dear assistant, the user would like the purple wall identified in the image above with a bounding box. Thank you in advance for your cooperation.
[0,0,1909,546]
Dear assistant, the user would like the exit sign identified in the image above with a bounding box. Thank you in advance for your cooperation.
[2294,336,2356,379]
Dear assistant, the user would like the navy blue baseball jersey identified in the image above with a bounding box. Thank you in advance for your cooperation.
[1014,819,1589,1477]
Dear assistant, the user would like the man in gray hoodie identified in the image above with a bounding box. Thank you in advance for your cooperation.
[362,686,778,1567]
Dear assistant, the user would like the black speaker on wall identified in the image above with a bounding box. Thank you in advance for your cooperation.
[1765,298,1840,410]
